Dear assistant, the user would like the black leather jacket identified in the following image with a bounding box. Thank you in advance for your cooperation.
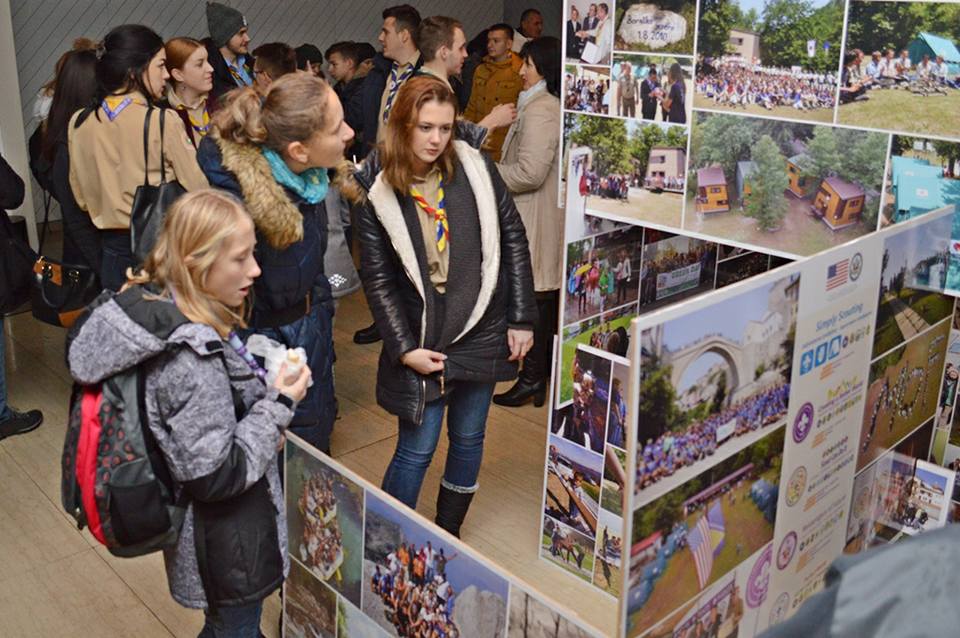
[353,128,536,424]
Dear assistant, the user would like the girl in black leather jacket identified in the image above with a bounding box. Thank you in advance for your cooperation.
[349,76,537,537]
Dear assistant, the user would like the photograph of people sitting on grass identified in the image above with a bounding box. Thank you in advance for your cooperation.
[615,0,696,55]
[837,0,960,139]
[685,112,886,256]
[881,136,960,227]
[694,0,843,123]
[636,275,797,503]
[561,305,635,405]
[564,112,689,227]
[859,319,949,471]
[872,224,955,358]
[625,427,784,638]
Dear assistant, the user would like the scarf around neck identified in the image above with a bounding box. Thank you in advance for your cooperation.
[517,79,547,111]
[261,147,330,204]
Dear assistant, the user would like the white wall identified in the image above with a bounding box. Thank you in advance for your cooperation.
[9,0,508,227]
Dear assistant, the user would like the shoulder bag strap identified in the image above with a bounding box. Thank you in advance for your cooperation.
[142,106,154,186]
[158,107,168,184]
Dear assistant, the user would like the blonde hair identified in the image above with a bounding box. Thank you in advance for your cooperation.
[129,189,254,337]
[212,71,333,153]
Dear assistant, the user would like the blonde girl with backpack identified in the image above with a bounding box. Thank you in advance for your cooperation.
[67,189,309,636]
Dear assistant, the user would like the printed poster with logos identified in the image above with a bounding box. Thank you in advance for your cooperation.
[619,207,959,638]
[283,434,605,638]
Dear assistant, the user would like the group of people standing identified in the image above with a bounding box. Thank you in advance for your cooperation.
[0,2,571,635]
[615,62,688,124]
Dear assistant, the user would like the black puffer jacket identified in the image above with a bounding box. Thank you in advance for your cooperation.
[354,136,536,424]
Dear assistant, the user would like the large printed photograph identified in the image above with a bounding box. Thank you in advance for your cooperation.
[694,0,843,123]
[837,0,960,140]
[881,136,960,227]
[636,275,798,503]
[685,112,887,256]
[625,428,784,638]
[564,113,689,228]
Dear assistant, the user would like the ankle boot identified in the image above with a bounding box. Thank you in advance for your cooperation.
[492,291,557,408]
[492,369,546,407]
[434,485,475,538]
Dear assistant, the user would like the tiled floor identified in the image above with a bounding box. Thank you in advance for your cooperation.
[1,257,614,637]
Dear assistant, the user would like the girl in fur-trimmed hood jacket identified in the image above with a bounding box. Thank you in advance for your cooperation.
[196,73,354,454]
[344,76,537,537]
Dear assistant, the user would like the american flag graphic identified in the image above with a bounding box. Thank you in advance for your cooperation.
[826,258,849,290]
[687,500,726,589]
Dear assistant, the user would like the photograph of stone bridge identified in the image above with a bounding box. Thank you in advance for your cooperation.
[636,274,799,503]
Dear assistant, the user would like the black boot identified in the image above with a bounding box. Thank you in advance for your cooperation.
[492,291,557,408]
[353,322,381,344]
[434,485,475,538]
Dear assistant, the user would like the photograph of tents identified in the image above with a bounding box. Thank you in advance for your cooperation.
[837,1,960,140]
[881,136,960,226]
[685,112,887,256]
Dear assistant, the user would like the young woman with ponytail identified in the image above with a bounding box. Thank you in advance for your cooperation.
[68,24,208,291]
[197,72,354,455]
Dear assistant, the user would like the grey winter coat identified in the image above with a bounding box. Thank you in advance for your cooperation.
[67,290,292,608]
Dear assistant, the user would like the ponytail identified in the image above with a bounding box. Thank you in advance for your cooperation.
[212,86,268,145]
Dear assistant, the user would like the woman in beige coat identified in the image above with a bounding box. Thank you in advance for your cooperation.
[494,37,563,408]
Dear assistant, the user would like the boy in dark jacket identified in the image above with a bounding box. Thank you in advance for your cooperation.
[204,1,255,102]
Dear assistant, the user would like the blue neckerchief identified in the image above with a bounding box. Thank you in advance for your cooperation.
[261,147,330,204]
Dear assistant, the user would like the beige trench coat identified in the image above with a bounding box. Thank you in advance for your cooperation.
[496,90,564,292]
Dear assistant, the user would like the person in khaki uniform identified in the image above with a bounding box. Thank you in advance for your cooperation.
[493,37,563,408]
[69,24,208,291]
[463,24,522,162]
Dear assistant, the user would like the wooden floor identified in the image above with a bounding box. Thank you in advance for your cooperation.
[0,258,615,636]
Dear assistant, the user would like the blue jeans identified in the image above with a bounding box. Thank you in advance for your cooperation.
[243,298,336,452]
[100,231,136,292]
[0,320,11,422]
[197,600,263,638]
[382,380,496,509]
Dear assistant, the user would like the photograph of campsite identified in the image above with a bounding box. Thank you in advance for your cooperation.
[881,136,960,227]
[564,112,689,228]
[694,0,843,123]
[625,427,784,638]
[837,1,960,140]
[684,112,887,256]
[636,274,798,504]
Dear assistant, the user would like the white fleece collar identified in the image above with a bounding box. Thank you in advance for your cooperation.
[366,140,501,346]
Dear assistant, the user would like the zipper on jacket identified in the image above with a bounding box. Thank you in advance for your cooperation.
[416,378,426,424]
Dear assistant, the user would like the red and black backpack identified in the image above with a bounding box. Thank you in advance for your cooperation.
[60,288,190,557]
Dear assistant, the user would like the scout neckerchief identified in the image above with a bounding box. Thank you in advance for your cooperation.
[409,173,449,252]
[101,94,146,121]
[383,62,415,124]
[178,102,210,138]
[226,331,268,381]
[226,54,253,87]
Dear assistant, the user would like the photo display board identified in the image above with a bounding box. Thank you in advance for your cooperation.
[284,433,605,638]
[623,205,959,638]
[550,0,960,615]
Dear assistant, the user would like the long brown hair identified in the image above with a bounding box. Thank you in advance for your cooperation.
[381,75,459,192]
[129,189,253,337]
[212,71,333,153]
[164,37,203,74]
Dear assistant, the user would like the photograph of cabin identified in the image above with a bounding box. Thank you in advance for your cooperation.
[685,112,887,256]
[645,147,686,193]
[695,166,731,214]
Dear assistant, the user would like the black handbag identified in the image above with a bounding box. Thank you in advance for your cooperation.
[130,107,186,263]
[30,256,99,328]
[0,212,36,314]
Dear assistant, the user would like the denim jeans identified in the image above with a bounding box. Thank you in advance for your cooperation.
[0,319,11,422]
[197,600,263,638]
[382,380,496,509]
[99,231,136,292]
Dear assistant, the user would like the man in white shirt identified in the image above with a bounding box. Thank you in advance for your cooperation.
[577,3,612,65]
[512,9,544,53]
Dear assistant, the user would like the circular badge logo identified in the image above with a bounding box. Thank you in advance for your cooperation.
[850,252,863,281]
[786,466,807,507]
[747,545,773,608]
[777,532,798,570]
[770,592,791,625]
[793,402,814,444]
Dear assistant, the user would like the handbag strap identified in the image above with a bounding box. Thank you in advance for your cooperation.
[158,107,168,184]
[142,106,153,186]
